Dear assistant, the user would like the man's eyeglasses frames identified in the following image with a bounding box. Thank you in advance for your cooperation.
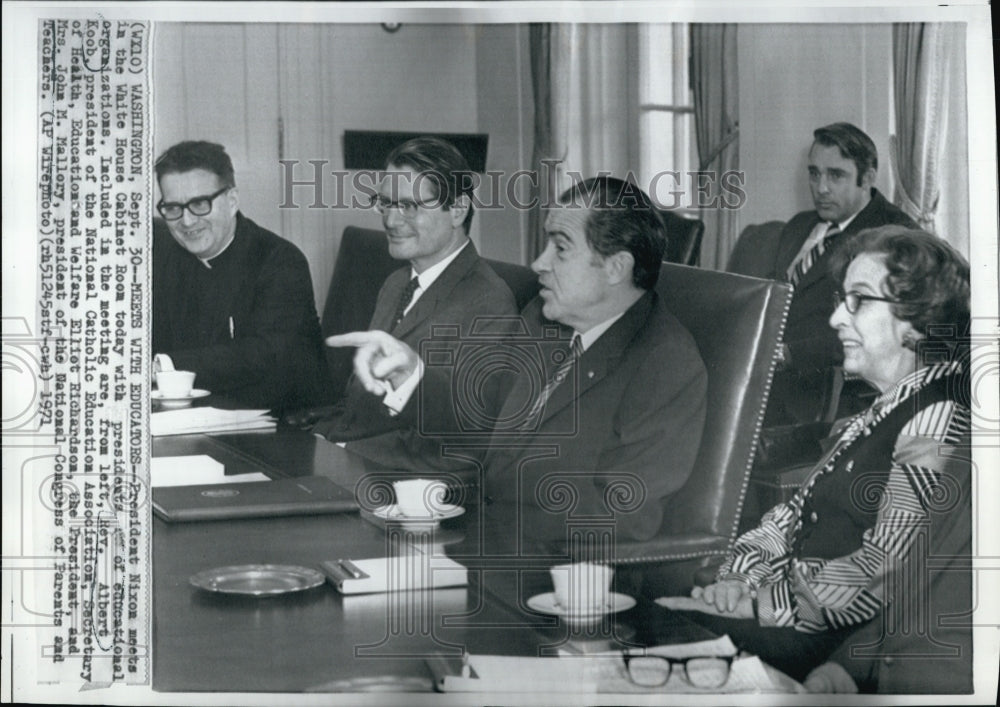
[157,186,231,221]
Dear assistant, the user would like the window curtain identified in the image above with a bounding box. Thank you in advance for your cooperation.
[890,22,968,252]
[690,24,739,271]
[528,24,635,259]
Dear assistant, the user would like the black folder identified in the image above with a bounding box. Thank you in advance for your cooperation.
[152,475,359,522]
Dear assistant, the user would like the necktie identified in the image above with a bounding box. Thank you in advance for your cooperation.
[518,335,582,431]
[392,277,420,329]
[787,223,841,286]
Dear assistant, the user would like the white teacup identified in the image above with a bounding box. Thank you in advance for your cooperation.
[550,562,614,614]
[393,478,448,518]
[156,370,196,397]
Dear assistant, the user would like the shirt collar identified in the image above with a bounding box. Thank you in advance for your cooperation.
[867,359,964,418]
[409,240,469,291]
[575,310,626,353]
[199,226,238,269]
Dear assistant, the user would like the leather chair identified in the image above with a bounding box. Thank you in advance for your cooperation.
[320,226,540,401]
[615,263,793,595]
[726,219,786,277]
[658,209,705,266]
[726,220,847,531]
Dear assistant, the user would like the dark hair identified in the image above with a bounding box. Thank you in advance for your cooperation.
[558,177,667,290]
[831,225,970,358]
[385,136,475,235]
[812,122,877,187]
[154,141,236,188]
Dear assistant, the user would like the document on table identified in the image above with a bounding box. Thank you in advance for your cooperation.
[150,455,269,488]
[150,407,277,436]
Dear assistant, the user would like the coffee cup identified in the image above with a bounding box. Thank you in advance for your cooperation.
[550,562,614,614]
[393,478,448,518]
[156,370,196,397]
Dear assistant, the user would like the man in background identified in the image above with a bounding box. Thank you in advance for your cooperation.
[152,140,330,412]
[766,122,917,425]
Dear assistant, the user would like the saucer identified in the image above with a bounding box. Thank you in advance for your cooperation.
[152,388,210,408]
[372,503,465,528]
[526,591,636,625]
[190,564,324,596]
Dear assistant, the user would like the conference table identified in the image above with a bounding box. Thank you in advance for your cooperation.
[151,424,718,693]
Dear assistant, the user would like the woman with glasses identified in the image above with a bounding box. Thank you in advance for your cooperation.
[664,226,971,691]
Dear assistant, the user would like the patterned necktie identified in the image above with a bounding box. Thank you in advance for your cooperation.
[518,335,582,431]
[392,277,420,329]
[787,223,841,286]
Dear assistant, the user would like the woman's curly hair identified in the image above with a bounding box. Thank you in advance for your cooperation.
[830,225,970,359]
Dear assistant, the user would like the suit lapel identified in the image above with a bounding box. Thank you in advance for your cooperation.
[793,189,886,293]
[369,267,411,332]
[392,243,479,340]
[533,291,654,426]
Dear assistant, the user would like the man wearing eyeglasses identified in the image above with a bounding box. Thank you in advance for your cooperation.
[764,122,916,427]
[152,140,330,411]
[305,136,518,443]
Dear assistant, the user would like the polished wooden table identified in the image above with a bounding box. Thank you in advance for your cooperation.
[151,426,711,692]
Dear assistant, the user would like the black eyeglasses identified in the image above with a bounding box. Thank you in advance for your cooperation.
[365,193,441,219]
[833,290,900,314]
[157,186,231,221]
[622,654,734,689]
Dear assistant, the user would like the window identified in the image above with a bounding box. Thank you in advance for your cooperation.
[637,24,698,212]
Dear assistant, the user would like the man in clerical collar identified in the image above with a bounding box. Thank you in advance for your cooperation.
[151,140,330,412]
[332,177,707,551]
[765,122,916,425]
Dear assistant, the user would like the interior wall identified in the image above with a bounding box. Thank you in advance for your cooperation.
[154,23,530,312]
[475,24,534,265]
[276,23,480,312]
[152,24,281,236]
[736,24,894,233]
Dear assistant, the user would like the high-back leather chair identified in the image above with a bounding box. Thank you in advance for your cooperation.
[726,219,786,278]
[658,210,705,266]
[321,227,539,400]
[615,263,793,595]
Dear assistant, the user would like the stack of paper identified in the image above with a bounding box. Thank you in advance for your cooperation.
[150,455,270,488]
[150,407,276,436]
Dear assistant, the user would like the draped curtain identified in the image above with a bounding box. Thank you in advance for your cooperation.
[690,24,740,271]
[890,23,967,251]
[528,24,634,259]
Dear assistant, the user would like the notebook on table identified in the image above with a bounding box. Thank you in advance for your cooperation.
[152,475,359,522]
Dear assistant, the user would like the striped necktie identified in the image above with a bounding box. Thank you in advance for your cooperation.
[787,223,841,286]
[392,277,420,329]
[518,335,582,431]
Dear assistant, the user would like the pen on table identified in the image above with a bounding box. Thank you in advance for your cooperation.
[337,558,363,579]
[228,316,234,339]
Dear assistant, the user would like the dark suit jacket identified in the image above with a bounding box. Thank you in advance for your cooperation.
[152,214,330,412]
[313,241,518,442]
[767,189,916,423]
[356,290,708,551]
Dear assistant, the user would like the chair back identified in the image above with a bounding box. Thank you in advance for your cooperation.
[321,227,539,397]
[658,210,705,266]
[726,220,786,277]
[615,263,792,574]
